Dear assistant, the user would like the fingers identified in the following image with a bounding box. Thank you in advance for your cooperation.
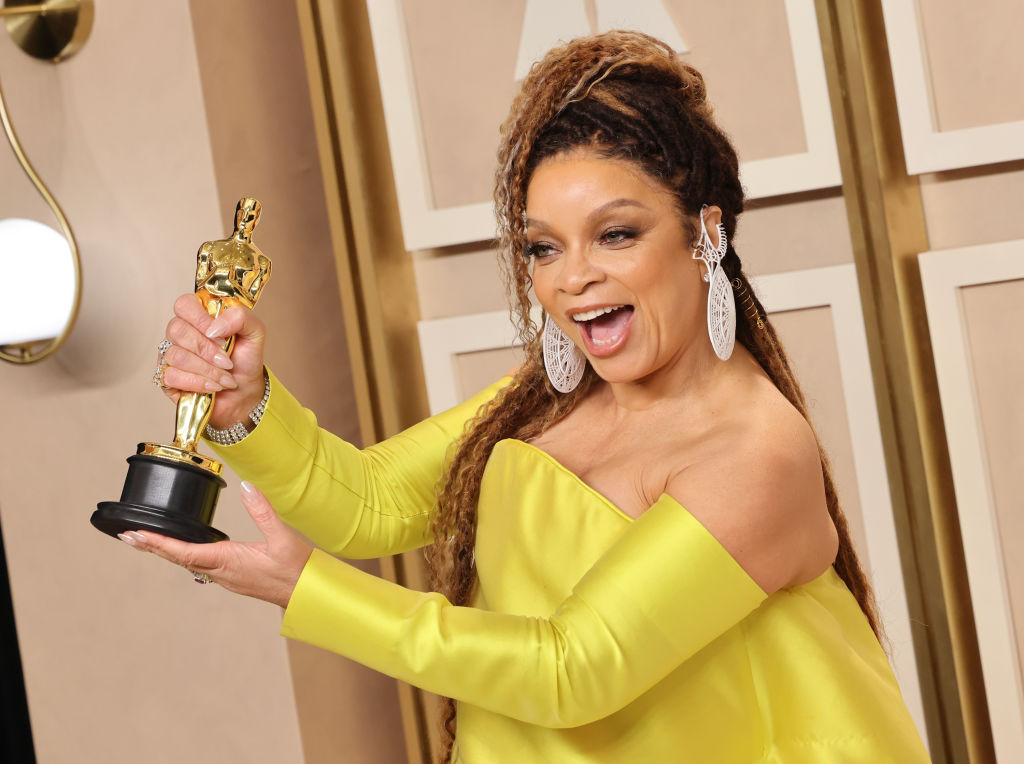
[164,293,266,389]
[206,303,267,350]
[118,530,224,575]
[170,296,236,370]
[172,292,262,347]
[239,481,283,541]
[173,293,215,333]
[160,294,238,396]
[116,485,313,608]
[161,342,238,393]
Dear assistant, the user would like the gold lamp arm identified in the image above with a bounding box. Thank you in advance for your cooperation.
[0,0,91,364]
[0,4,46,16]
[1,1,93,61]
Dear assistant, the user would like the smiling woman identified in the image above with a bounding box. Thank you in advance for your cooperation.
[131,30,930,764]
[526,155,708,380]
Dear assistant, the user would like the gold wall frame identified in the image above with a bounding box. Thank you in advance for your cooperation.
[815,0,992,761]
[295,0,433,760]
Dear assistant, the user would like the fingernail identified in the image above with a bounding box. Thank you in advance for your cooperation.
[204,379,223,392]
[212,352,233,370]
[220,374,237,389]
[206,321,226,339]
[240,480,256,496]
[120,531,148,550]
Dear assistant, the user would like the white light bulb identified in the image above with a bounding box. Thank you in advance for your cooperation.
[0,218,75,344]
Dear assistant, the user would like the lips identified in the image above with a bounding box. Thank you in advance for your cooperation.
[572,304,634,356]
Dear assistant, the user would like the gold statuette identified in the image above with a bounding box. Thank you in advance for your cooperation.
[93,198,271,543]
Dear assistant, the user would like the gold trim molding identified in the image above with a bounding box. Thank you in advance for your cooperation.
[815,0,993,761]
[295,1,433,761]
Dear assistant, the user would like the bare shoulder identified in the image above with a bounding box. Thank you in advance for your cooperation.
[665,384,838,594]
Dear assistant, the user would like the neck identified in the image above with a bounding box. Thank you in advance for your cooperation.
[597,339,739,416]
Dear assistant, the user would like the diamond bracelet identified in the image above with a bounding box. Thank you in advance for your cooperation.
[204,370,271,446]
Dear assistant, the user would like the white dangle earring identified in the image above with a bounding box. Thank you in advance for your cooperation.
[692,205,736,361]
[542,314,586,393]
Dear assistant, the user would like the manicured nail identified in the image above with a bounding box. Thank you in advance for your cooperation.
[120,531,148,550]
[118,532,139,548]
[212,352,233,370]
[206,321,227,339]
[240,480,256,496]
[220,374,237,390]
[204,379,223,392]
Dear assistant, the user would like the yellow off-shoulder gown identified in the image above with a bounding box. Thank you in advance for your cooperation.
[210,372,930,763]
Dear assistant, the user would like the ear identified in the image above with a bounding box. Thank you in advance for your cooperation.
[701,205,724,250]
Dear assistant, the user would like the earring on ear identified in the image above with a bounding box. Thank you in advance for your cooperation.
[691,205,736,360]
[542,314,586,393]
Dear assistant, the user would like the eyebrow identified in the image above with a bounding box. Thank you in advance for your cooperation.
[525,198,650,230]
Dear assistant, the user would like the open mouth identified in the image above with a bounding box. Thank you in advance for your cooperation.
[573,305,635,348]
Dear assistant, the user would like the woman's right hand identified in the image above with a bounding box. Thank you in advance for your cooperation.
[159,293,268,430]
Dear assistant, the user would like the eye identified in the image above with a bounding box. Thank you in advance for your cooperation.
[600,227,637,247]
[525,241,556,259]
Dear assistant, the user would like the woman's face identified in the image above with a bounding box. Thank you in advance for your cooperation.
[525,151,719,386]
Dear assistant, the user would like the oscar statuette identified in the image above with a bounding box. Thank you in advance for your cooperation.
[92,197,271,543]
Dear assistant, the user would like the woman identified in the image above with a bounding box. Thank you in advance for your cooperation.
[130,32,929,762]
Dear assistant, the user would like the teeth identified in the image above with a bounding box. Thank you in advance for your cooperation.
[572,305,624,322]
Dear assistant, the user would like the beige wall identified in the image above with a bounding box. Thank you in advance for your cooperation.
[0,2,401,763]
[402,0,805,210]
[961,279,1024,718]
[918,0,1024,131]
[0,2,304,762]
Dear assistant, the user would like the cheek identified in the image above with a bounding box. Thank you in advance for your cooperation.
[641,267,705,329]
[529,266,555,307]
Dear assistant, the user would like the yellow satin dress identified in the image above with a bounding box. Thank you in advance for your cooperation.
[211,372,930,763]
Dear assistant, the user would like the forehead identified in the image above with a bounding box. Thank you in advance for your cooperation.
[525,151,676,212]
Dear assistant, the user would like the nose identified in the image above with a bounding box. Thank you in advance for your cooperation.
[554,246,604,295]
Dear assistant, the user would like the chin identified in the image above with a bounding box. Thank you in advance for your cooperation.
[588,358,654,386]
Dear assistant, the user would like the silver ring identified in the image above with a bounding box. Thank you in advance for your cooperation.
[154,340,173,388]
[152,362,168,388]
[192,571,213,585]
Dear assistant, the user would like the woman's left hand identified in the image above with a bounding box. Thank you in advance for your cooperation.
[118,482,313,609]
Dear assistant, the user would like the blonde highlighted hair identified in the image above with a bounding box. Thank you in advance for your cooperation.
[424,31,880,761]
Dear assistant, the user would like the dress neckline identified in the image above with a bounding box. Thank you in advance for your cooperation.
[496,438,836,596]
[498,438,637,524]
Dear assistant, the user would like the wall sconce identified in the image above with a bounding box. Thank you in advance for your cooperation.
[0,0,92,364]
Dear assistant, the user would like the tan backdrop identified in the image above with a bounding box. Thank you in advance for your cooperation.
[0,1,403,762]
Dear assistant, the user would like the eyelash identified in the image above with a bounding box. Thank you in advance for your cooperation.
[525,227,638,258]
[525,242,554,259]
[601,227,637,245]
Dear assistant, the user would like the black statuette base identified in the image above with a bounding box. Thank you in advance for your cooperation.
[92,453,228,543]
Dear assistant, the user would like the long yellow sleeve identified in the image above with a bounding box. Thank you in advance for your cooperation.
[280,494,767,728]
[208,370,510,558]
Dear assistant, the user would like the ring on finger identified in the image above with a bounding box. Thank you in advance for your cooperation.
[153,340,173,389]
[153,359,170,389]
[192,571,213,585]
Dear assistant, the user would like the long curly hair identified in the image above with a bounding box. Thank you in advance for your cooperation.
[424,31,881,761]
